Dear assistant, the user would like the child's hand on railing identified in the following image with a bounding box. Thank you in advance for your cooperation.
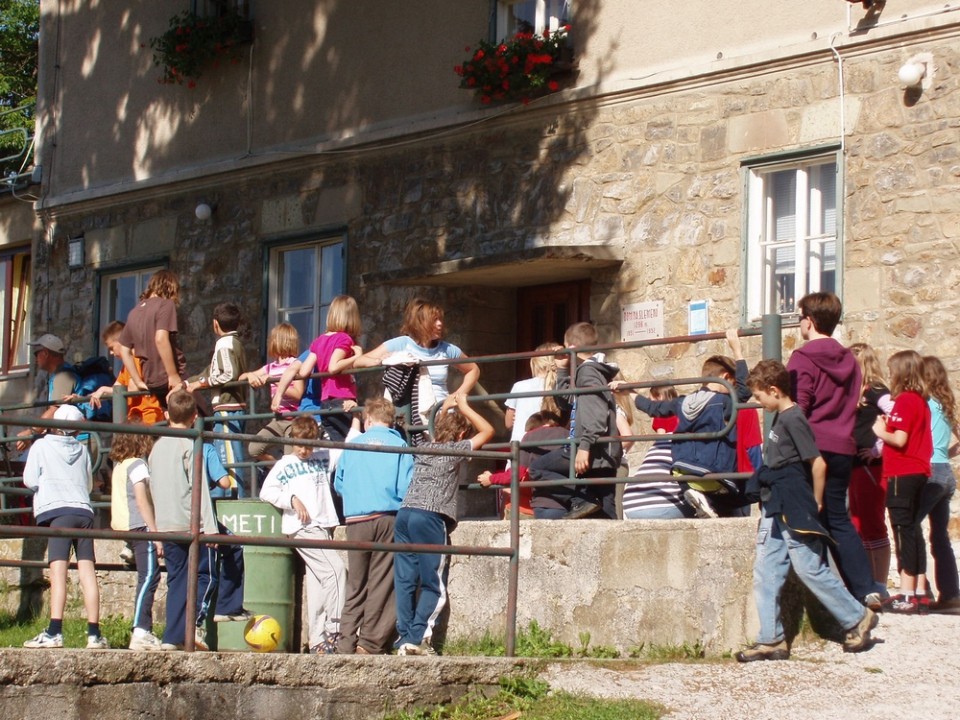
[725,328,744,361]
[477,471,493,487]
[609,380,635,395]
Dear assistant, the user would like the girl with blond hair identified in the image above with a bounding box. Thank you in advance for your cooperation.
[848,342,894,585]
[504,342,564,449]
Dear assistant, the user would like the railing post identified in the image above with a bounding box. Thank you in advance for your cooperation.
[112,385,128,425]
[185,415,206,651]
[761,313,782,363]
[505,440,521,658]
[761,313,783,436]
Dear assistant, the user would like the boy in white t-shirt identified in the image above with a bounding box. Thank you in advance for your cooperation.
[260,415,346,654]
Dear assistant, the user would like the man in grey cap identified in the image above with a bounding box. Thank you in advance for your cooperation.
[16,334,76,451]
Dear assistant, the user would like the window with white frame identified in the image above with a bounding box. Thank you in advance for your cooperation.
[496,0,570,39]
[99,264,165,369]
[267,236,344,347]
[0,248,31,375]
[744,153,839,321]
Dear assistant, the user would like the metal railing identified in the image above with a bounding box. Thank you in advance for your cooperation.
[0,315,783,654]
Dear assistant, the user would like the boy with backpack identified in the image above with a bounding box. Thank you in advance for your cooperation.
[527,322,623,519]
[614,329,753,518]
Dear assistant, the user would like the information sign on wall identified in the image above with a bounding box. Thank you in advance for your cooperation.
[621,301,664,342]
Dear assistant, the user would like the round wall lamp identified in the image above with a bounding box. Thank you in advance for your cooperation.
[898,52,934,91]
[195,202,213,221]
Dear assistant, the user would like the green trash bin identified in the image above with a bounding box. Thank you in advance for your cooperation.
[210,500,296,652]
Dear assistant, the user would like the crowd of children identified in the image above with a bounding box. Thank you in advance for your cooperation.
[18,277,960,661]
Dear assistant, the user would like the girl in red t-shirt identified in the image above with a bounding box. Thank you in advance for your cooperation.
[873,350,932,614]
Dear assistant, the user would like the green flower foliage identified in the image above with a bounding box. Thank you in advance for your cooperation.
[149,9,252,87]
[454,25,572,105]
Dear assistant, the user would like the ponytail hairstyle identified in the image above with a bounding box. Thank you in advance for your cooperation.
[531,342,563,418]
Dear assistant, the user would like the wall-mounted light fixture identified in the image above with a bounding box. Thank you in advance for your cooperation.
[67,236,84,269]
[898,52,934,90]
[195,202,213,221]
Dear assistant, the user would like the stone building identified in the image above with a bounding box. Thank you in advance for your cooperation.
[3,0,959,418]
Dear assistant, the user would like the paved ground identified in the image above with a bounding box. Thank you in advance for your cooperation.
[544,609,960,720]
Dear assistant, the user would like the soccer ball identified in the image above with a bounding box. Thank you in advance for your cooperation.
[244,614,282,653]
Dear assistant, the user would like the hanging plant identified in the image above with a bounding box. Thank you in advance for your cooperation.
[454,25,575,105]
[148,9,253,88]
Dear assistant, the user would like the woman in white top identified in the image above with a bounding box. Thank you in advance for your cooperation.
[505,342,563,445]
[355,298,479,412]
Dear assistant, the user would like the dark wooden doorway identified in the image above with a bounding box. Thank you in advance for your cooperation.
[515,280,591,379]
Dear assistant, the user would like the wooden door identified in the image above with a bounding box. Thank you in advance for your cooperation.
[515,280,590,379]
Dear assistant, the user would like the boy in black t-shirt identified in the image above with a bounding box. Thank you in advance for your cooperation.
[736,360,878,662]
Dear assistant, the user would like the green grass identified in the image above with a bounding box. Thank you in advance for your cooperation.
[443,620,621,659]
[445,621,712,663]
[384,675,663,720]
[0,610,141,649]
[628,640,706,662]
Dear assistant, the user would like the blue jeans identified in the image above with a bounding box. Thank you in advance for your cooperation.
[394,508,449,647]
[753,513,865,644]
[820,451,878,599]
[918,464,959,600]
[532,507,567,520]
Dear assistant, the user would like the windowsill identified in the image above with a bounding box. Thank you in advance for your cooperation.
[0,369,30,381]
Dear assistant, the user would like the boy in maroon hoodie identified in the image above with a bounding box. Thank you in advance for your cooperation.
[787,292,882,608]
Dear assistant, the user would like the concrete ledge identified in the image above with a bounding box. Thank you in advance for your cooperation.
[447,518,758,653]
[0,518,760,653]
[0,650,536,720]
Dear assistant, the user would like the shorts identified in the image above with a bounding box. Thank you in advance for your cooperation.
[45,514,96,564]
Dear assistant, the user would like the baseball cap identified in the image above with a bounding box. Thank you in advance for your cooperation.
[28,334,66,355]
[53,405,84,424]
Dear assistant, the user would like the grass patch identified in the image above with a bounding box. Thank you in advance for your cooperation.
[0,610,142,649]
[628,641,706,662]
[443,621,620,659]
[384,675,663,720]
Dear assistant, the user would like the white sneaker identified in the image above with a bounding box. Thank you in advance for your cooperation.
[119,546,136,567]
[23,631,63,649]
[129,631,163,651]
[194,627,209,651]
[684,488,719,519]
[396,642,421,656]
[87,634,110,649]
[160,643,181,651]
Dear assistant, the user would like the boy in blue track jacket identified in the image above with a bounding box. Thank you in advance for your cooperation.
[620,329,753,518]
[334,397,413,654]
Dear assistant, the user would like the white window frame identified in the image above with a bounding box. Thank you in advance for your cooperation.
[266,234,345,348]
[496,0,570,39]
[743,150,841,322]
[0,247,31,376]
[98,263,165,371]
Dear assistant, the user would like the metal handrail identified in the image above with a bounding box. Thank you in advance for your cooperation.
[0,315,783,655]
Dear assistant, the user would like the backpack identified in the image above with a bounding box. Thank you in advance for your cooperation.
[62,356,115,421]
